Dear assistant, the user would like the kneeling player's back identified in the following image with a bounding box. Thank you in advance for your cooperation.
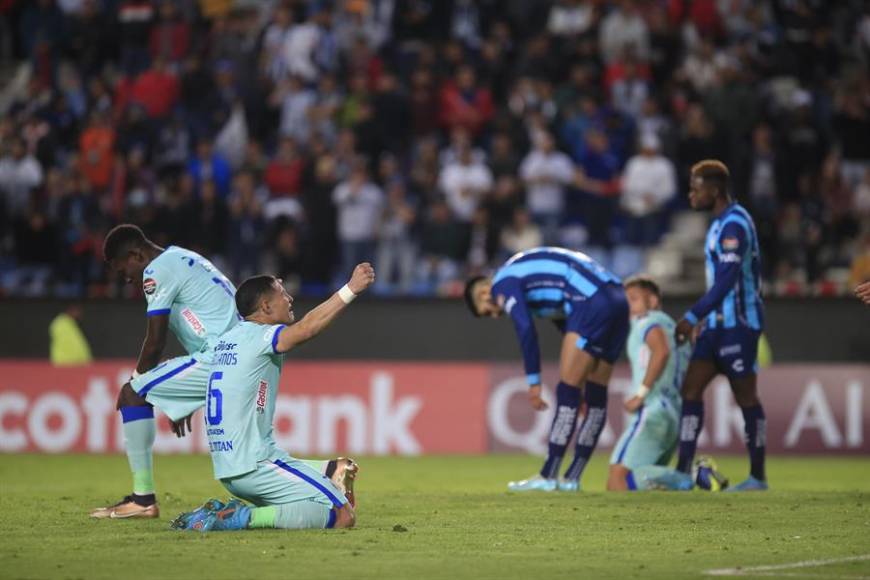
[205,321,287,481]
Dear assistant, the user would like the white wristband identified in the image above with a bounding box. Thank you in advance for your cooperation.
[637,384,651,399]
[338,284,357,305]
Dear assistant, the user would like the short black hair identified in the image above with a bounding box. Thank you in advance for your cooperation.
[623,274,662,298]
[464,275,488,317]
[236,275,279,317]
[691,159,730,197]
[103,224,149,261]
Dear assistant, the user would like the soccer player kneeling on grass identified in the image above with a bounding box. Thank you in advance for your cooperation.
[171,264,375,531]
[607,276,691,491]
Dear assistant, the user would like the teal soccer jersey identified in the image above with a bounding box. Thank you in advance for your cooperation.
[206,321,287,480]
[610,310,690,470]
[143,246,239,355]
[626,310,688,409]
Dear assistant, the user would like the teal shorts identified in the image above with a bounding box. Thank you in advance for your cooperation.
[130,355,210,421]
[610,399,679,471]
[221,455,347,528]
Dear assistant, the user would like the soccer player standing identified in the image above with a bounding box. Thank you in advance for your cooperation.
[172,265,375,531]
[673,160,768,491]
[91,224,240,518]
[465,247,629,491]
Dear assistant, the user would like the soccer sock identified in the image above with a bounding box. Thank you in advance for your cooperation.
[563,382,608,482]
[676,400,704,474]
[539,382,582,479]
[741,404,767,481]
[249,503,337,529]
[120,406,156,498]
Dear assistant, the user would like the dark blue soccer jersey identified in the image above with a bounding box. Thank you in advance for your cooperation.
[491,247,622,385]
[685,203,764,331]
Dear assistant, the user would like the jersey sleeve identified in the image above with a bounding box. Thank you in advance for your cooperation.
[685,220,746,324]
[256,323,287,356]
[494,279,541,386]
[143,262,182,317]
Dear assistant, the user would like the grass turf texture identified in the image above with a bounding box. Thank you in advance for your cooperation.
[1,455,868,580]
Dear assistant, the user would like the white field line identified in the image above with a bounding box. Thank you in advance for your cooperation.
[705,554,870,577]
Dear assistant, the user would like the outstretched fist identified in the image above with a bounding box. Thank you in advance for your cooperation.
[348,262,376,294]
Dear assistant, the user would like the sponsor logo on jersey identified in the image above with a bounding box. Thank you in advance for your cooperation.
[721,237,739,251]
[256,380,268,414]
[181,307,206,336]
[143,278,157,295]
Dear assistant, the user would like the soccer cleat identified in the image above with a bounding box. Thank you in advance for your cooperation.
[726,476,768,492]
[169,499,225,531]
[207,499,252,531]
[558,479,581,492]
[637,469,694,491]
[693,456,729,491]
[90,495,160,519]
[331,457,359,507]
[507,475,558,492]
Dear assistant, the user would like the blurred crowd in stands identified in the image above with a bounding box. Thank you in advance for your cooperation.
[1,0,869,298]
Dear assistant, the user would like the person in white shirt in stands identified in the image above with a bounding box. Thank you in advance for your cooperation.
[519,131,575,244]
[621,132,676,246]
[439,140,493,223]
[500,206,543,258]
[332,159,384,281]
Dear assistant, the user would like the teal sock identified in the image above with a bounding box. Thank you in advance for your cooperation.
[120,407,156,495]
[250,502,334,529]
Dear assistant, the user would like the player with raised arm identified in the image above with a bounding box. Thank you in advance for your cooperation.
[464,247,629,491]
[90,225,242,518]
[607,276,691,491]
[171,264,375,532]
[672,160,768,491]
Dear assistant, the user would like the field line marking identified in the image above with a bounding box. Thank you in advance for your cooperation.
[705,554,870,577]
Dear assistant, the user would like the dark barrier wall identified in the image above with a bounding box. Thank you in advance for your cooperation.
[1,298,869,362]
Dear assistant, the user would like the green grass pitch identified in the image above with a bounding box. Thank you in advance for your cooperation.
[1,454,868,580]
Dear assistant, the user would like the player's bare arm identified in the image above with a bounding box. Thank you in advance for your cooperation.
[855,281,870,305]
[276,263,376,352]
[625,326,670,413]
[136,314,170,375]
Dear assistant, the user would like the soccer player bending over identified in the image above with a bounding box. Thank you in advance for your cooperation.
[172,264,375,531]
[92,225,241,519]
[673,160,768,491]
[465,247,629,491]
[608,276,691,491]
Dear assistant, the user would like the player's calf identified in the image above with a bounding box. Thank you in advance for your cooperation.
[607,464,631,491]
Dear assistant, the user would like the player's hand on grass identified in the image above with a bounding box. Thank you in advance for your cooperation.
[623,395,643,413]
[348,262,376,294]
[528,385,549,411]
[855,281,870,305]
[674,318,693,345]
[170,414,193,438]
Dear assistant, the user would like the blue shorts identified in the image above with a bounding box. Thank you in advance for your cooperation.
[565,284,630,364]
[691,325,760,378]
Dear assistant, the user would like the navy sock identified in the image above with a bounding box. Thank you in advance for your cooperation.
[677,400,704,473]
[741,404,767,481]
[539,382,581,479]
[563,382,608,482]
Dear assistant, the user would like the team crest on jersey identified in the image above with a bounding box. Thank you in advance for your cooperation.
[721,237,739,251]
[143,278,157,295]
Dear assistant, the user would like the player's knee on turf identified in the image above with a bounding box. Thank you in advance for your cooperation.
[116,382,149,409]
[333,504,355,529]
[607,464,630,491]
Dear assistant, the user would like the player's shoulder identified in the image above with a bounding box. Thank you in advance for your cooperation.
[637,310,675,335]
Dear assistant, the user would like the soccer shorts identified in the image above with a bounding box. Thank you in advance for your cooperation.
[610,399,679,471]
[130,355,210,421]
[565,283,630,364]
[691,325,761,378]
[221,455,347,528]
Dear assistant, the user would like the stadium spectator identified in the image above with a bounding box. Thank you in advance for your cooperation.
[375,181,417,295]
[519,130,575,244]
[188,137,232,197]
[500,206,543,256]
[621,132,676,246]
[332,160,384,282]
[439,138,493,223]
[0,137,44,219]
[49,304,93,366]
[438,65,494,137]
